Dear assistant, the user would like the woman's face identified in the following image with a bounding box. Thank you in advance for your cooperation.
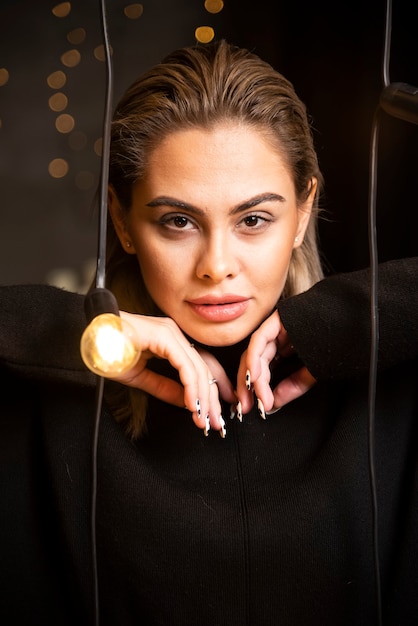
[110,124,315,346]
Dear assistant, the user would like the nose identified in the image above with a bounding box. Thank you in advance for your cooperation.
[195,231,239,282]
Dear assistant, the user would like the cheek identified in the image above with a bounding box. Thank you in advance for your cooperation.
[139,254,172,288]
[251,235,294,275]
[134,241,186,303]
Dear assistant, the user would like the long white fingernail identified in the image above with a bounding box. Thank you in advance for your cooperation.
[236,401,242,422]
[257,398,266,420]
[230,404,236,420]
[196,398,201,419]
[219,416,226,438]
[204,414,210,436]
[245,369,251,391]
[266,406,281,415]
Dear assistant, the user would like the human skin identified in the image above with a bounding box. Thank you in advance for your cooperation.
[109,123,316,432]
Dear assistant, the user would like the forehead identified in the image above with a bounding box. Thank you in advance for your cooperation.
[143,123,294,196]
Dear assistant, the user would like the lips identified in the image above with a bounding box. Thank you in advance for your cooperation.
[186,295,250,322]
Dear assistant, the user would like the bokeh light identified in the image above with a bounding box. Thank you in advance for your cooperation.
[204,0,224,14]
[61,49,81,68]
[67,28,86,45]
[52,2,71,18]
[124,4,144,19]
[47,70,67,89]
[48,92,68,112]
[0,68,9,87]
[55,113,75,133]
[48,158,69,178]
[195,26,215,43]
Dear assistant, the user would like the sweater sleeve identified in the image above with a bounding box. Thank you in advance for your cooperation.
[277,256,418,381]
[0,284,95,386]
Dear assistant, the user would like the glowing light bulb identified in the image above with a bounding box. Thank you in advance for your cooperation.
[80,313,140,377]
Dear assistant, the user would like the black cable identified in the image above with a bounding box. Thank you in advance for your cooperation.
[366,1,393,623]
[96,0,114,291]
[382,0,392,88]
[91,375,104,626]
[365,0,394,622]
[367,108,382,626]
[90,1,114,624]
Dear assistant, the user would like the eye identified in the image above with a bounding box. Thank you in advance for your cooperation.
[158,213,197,233]
[243,215,261,227]
[171,215,189,228]
[239,213,271,230]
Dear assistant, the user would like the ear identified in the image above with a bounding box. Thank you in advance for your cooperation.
[293,177,317,249]
[108,186,136,254]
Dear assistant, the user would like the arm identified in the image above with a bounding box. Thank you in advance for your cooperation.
[0,284,93,386]
[0,284,233,434]
[238,256,418,413]
[278,256,418,380]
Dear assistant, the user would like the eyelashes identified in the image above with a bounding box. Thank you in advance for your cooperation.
[157,212,274,233]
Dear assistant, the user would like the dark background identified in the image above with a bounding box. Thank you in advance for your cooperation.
[1,0,417,291]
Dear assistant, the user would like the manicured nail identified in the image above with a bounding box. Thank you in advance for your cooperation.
[204,414,210,436]
[219,416,226,438]
[236,400,242,422]
[266,406,281,415]
[257,398,266,420]
[245,369,251,391]
[230,404,236,419]
[196,398,201,418]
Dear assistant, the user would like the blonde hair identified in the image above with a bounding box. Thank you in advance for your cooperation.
[103,40,324,438]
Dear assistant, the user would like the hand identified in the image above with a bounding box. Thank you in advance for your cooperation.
[111,312,236,435]
[236,310,316,417]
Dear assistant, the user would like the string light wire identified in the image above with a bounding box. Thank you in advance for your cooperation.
[367,108,382,626]
[91,1,114,624]
[367,0,396,623]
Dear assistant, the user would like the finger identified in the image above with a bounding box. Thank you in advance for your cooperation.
[118,313,210,429]
[235,352,257,414]
[268,367,316,413]
[195,347,237,404]
[121,367,187,408]
[245,311,281,381]
[236,340,277,414]
[120,313,228,434]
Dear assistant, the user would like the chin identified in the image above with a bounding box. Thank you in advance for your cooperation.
[189,324,253,348]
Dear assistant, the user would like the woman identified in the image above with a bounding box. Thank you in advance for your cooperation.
[104,39,323,439]
[1,40,417,625]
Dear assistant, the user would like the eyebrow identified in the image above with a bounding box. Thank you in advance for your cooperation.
[145,193,286,214]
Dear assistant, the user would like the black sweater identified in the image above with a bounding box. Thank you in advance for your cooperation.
[1,257,417,626]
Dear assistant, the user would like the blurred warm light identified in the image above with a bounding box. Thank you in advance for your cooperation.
[94,137,103,156]
[124,3,143,19]
[47,70,67,89]
[61,49,81,68]
[52,2,71,17]
[0,68,9,87]
[45,268,79,292]
[75,170,95,190]
[68,130,87,150]
[204,0,224,13]
[48,92,68,112]
[55,113,75,133]
[94,45,113,61]
[67,27,86,45]
[81,314,140,377]
[195,26,215,43]
[49,158,69,178]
